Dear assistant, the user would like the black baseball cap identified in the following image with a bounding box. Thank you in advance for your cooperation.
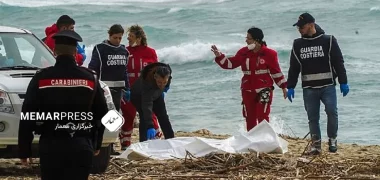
[293,13,315,27]
[52,30,82,46]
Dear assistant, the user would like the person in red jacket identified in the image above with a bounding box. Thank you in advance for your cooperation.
[211,26,288,131]
[119,24,162,150]
[43,15,86,66]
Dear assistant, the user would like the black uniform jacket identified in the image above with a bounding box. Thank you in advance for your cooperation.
[287,29,347,89]
[130,62,172,129]
[88,40,130,89]
[18,55,108,159]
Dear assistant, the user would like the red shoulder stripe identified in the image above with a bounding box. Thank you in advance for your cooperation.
[39,79,94,90]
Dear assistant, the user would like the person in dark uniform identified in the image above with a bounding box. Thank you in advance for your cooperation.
[88,24,129,112]
[130,62,174,142]
[18,30,109,180]
[286,13,349,155]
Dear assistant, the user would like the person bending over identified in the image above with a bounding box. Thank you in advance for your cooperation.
[130,62,174,142]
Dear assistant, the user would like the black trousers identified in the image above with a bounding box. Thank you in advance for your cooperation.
[110,87,123,112]
[131,94,174,142]
[39,136,94,180]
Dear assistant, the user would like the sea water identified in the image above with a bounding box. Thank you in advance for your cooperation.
[1,0,380,145]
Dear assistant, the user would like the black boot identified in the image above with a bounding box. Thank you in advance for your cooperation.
[328,138,338,153]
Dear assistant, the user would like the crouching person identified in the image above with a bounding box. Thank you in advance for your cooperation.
[129,62,174,142]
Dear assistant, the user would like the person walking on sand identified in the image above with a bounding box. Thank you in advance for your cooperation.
[286,13,349,155]
[211,26,288,132]
[119,25,164,150]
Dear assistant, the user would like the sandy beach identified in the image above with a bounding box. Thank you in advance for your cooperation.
[1,128,379,179]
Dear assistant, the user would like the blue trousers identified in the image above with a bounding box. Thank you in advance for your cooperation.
[303,85,338,143]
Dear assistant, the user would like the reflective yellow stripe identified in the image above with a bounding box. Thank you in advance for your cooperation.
[243,69,269,75]
[128,73,140,77]
[276,79,286,86]
[302,72,333,81]
[255,69,269,74]
[243,71,251,75]
[271,72,283,78]
[220,57,232,69]
[102,81,125,87]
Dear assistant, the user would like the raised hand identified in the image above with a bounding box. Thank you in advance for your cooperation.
[211,45,221,57]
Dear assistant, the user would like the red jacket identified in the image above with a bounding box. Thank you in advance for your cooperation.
[126,45,158,86]
[44,24,84,66]
[215,45,287,92]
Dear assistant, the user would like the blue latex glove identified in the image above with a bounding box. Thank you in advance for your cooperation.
[147,128,156,140]
[287,88,295,102]
[77,44,86,61]
[164,86,169,93]
[123,90,131,102]
[3,58,14,66]
[77,44,85,54]
[340,84,349,97]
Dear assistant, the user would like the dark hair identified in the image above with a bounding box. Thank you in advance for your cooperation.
[56,15,75,29]
[128,24,148,46]
[247,26,267,46]
[108,24,124,36]
[154,66,171,78]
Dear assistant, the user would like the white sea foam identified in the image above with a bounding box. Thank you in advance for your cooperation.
[370,6,380,11]
[82,40,294,67]
[167,7,183,13]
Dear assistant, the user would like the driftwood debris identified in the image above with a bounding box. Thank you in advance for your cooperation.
[86,146,380,180]
[1,133,380,180]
